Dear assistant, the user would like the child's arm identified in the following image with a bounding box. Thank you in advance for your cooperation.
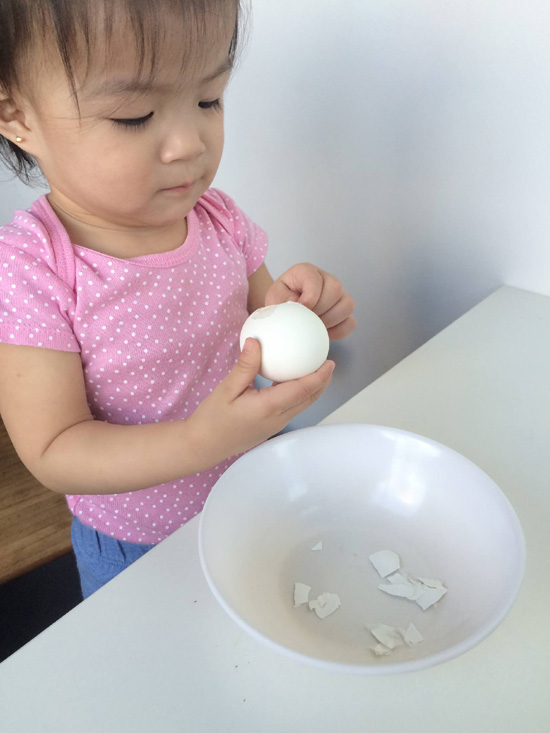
[247,263,275,313]
[0,341,333,495]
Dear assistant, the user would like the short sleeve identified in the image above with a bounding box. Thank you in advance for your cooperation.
[201,188,269,277]
[0,224,80,352]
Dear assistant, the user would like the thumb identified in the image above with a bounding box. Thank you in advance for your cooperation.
[224,337,262,399]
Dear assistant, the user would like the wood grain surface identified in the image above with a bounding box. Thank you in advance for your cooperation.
[0,419,72,584]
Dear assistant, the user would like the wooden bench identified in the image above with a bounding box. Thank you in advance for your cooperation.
[0,419,73,585]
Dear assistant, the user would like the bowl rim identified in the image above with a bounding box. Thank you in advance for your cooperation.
[198,423,526,675]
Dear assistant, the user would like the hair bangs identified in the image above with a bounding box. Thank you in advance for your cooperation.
[0,0,246,183]
[53,0,243,108]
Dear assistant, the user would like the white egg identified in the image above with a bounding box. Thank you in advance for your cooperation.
[239,301,330,382]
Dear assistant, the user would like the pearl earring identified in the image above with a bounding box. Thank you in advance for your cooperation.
[15,136,24,143]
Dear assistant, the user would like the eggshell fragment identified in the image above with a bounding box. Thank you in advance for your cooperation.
[371,643,392,657]
[378,582,418,599]
[418,577,446,590]
[408,579,428,601]
[369,624,404,650]
[309,592,341,619]
[311,541,323,551]
[400,623,424,646]
[415,585,447,610]
[368,550,401,578]
[387,572,409,585]
[379,574,446,608]
[371,552,448,611]
[293,582,311,607]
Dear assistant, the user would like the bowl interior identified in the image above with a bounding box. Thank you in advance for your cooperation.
[199,424,525,673]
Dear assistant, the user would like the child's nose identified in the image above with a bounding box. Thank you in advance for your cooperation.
[160,119,207,163]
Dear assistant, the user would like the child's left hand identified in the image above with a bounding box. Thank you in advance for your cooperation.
[265,263,356,340]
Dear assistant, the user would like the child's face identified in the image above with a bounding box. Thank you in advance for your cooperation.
[22,19,234,236]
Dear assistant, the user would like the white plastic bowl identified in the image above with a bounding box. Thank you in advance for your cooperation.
[199,424,525,674]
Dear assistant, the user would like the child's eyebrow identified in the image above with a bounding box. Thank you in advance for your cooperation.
[83,57,233,99]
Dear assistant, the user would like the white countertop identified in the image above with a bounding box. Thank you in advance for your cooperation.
[1,285,548,732]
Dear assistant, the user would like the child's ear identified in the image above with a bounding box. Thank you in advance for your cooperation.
[0,90,33,151]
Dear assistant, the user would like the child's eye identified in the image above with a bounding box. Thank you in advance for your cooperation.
[111,112,154,130]
[198,99,222,111]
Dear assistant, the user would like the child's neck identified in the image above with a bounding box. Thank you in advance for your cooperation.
[46,194,188,260]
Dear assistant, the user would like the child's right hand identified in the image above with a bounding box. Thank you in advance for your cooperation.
[187,338,335,469]
[0,339,332,495]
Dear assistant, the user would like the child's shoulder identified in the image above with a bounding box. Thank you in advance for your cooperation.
[198,187,238,215]
[195,188,248,236]
[0,196,57,259]
[0,196,74,286]
[196,189,268,274]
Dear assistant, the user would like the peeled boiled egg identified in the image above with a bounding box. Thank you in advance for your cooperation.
[239,301,330,382]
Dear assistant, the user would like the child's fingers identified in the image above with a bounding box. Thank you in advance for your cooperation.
[221,338,262,400]
[265,360,335,414]
[304,272,344,316]
[327,315,357,341]
[264,279,300,306]
[318,293,355,330]
[265,265,324,310]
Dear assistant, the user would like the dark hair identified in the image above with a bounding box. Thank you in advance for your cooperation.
[0,0,246,185]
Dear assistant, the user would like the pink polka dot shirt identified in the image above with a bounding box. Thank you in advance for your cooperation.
[0,188,268,544]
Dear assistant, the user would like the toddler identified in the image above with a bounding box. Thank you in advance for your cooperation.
[0,0,355,598]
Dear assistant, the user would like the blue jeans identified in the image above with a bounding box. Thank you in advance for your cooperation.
[71,515,155,599]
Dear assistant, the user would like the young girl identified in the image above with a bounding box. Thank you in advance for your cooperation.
[0,0,355,598]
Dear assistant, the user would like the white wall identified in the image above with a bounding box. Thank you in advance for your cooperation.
[2,0,549,429]
[215,0,550,427]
